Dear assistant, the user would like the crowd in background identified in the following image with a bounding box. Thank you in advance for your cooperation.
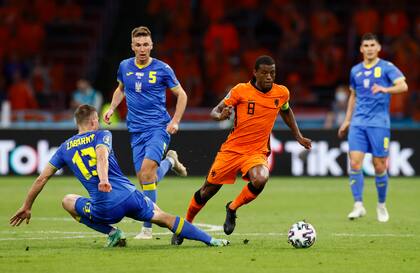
[0,0,419,124]
[150,0,419,120]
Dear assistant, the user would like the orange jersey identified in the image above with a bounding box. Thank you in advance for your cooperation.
[221,82,289,154]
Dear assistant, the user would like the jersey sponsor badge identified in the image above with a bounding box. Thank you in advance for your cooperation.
[374,67,382,78]
[103,135,111,145]
[384,137,389,150]
[135,81,142,92]
[135,72,144,79]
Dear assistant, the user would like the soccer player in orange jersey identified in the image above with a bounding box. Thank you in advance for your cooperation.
[172,55,312,245]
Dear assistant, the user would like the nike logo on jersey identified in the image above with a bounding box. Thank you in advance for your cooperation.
[356,72,362,77]
[126,72,134,76]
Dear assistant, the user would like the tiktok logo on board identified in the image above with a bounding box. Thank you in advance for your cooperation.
[269,134,415,176]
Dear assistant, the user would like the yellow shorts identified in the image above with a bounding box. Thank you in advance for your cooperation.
[207,151,268,184]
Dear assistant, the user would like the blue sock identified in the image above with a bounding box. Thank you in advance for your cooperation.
[375,172,388,203]
[171,216,212,245]
[157,159,172,183]
[78,216,113,234]
[142,182,157,228]
[349,169,364,202]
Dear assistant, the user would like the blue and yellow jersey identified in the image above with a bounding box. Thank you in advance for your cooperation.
[117,57,180,133]
[49,130,136,208]
[350,59,405,128]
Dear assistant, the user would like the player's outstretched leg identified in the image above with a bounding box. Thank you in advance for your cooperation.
[166,150,187,177]
[171,183,222,245]
[152,205,229,247]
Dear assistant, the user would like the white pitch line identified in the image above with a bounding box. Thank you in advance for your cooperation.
[332,233,415,237]
[0,231,417,241]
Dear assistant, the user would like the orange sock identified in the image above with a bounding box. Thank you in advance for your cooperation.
[229,185,258,211]
[186,195,205,223]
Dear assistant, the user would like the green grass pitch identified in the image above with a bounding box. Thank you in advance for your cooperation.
[0,176,419,273]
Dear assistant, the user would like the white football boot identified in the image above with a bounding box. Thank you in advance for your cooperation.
[347,201,367,220]
[166,150,187,177]
[134,227,153,239]
[376,203,389,222]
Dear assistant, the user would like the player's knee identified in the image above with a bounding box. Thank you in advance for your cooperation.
[349,160,362,170]
[62,194,76,211]
[373,161,387,174]
[151,210,173,228]
[251,174,268,188]
[139,169,157,183]
[199,183,221,202]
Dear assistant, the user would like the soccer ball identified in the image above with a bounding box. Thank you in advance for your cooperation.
[287,221,316,248]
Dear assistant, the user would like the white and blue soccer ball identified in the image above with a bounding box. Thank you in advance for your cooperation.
[287,221,316,248]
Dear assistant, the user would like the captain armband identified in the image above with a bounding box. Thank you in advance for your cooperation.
[280,102,289,112]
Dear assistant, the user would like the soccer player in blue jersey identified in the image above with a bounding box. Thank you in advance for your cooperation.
[10,105,228,247]
[338,33,408,222]
[103,26,188,239]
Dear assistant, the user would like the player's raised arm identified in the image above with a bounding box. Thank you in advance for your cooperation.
[278,103,311,149]
[167,85,188,134]
[210,100,233,121]
[96,144,112,193]
[103,82,125,125]
[10,164,58,226]
[338,88,356,138]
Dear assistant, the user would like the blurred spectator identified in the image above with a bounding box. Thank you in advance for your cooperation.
[30,56,51,108]
[57,0,82,23]
[71,79,103,111]
[0,74,6,104]
[204,19,240,56]
[48,61,66,109]
[16,11,45,57]
[382,8,409,41]
[170,52,203,107]
[324,85,349,128]
[34,0,58,24]
[7,71,38,110]
[352,2,380,37]
[309,42,345,104]
[389,33,419,118]
[267,1,306,53]
[310,6,340,43]
[285,72,317,107]
[0,16,11,59]
[201,0,225,23]
[3,53,29,85]
[212,61,249,103]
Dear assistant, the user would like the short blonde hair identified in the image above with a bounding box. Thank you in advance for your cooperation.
[74,104,96,125]
[131,26,152,39]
